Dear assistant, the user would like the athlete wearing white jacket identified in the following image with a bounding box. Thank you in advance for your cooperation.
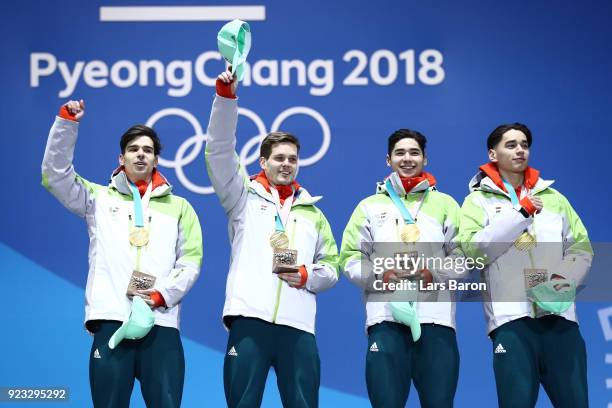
[340,129,463,408]
[206,70,338,408]
[205,95,338,334]
[458,123,592,408]
[461,163,592,333]
[42,100,202,407]
[341,173,464,330]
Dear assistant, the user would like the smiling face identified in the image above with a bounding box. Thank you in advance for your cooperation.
[387,137,427,178]
[488,129,530,175]
[119,135,158,183]
[259,142,299,186]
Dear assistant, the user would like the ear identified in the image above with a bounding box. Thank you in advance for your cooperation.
[386,155,391,167]
[488,149,497,162]
[119,154,125,166]
[259,156,266,170]
[153,156,158,168]
[423,157,428,166]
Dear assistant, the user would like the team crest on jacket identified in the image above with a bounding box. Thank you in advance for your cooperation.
[374,212,388,227]
[108,206,120,217]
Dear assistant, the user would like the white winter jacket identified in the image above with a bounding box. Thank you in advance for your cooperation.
[42,117,203,330]
[205,96,339,335]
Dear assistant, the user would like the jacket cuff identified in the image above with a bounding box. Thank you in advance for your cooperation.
[216,79,236,99]
[519,196,537,216]
[297,265,308,288]
[58,105,79,122]
[150,290,167,308]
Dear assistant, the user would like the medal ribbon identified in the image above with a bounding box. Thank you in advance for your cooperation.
[270,187,294,233]
[129,182,152,227]
[129,183,145,227]
[385,179,428,225]
[501,179,522,206]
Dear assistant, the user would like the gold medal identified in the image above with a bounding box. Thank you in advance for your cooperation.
[400,223,420,243]
[129,227,149,247]
[514,231,536,251]
[269,231,289,249]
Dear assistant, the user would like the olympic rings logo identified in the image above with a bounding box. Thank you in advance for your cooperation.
[146,106,331,195]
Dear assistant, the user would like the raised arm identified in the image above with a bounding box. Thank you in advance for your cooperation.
[205,70,249,215]
[42,100,100,217]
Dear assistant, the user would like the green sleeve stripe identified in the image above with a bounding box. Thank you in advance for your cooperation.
[339,204,368,269]
[41,173,50,191]
[317,212,339,276]
[178,200,203,267]
[458,193,487,260]
[75,175,99,197]
[41,172,100,198]
[561,195,594,255]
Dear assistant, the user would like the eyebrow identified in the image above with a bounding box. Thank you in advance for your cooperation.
[393,148,421,153]
[127,144,154,149]
[504,139,528,145]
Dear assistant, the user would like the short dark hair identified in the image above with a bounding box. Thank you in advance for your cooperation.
[120,125,162,155]
[260,131,300,159]
[388,129,427,156]
[487,123,532,150]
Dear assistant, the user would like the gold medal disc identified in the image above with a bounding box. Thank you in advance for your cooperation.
[400,223,420,243]
[129,227,150,247]
[269,231,290,249]
[514,232,536,251]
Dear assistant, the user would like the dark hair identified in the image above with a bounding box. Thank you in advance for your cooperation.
[387,129,427,156]
[487,123,532,150]
[260,131,301,159]
[120,125,162,155]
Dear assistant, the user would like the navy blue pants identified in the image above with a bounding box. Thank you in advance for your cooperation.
[223,317,320,408]
[491,316,588,408]
[88,320,185,408]
[366,321,459,408]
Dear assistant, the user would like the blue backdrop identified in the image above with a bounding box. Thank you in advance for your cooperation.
[2,1,612,406]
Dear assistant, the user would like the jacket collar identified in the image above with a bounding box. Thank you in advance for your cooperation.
[376,171,437,196]
[249,177,321,206]
[109,167,172,198]
[252,170,301,203]
[469,163,553,196]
